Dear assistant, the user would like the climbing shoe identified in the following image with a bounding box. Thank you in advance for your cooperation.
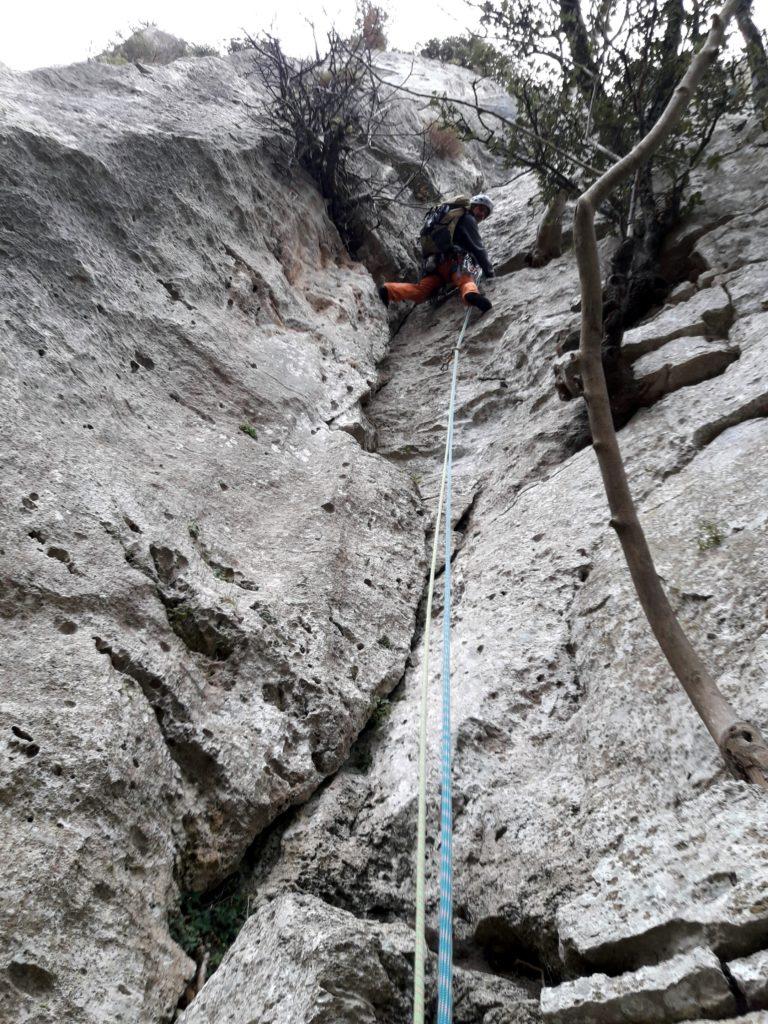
[378,285,390,307]
[466,292,492,314]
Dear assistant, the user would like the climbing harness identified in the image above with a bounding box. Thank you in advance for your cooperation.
[428,255,482,326]
[413,288,477,1024]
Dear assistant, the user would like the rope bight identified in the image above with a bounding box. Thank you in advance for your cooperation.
[413,297,474,1024]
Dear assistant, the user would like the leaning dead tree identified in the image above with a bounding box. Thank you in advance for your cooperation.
[574,0,768,788]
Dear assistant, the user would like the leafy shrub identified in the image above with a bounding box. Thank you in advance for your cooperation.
[189,44,220,58]
[420,34,508,78]
[170,887,249,973]
[697,521,725,551]
[369,696,392,727]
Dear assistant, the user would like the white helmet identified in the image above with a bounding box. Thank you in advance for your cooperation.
[470,193,493,216]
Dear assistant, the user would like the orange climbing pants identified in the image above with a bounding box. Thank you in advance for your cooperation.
[384,260,479,306]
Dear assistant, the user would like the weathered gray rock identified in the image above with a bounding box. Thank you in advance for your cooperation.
[632,335,738,402]
[0,47,524,1024]
[695,206,768,272]
[659,120,768,278]
[540,948,736,1023]
[0,53,432,1023]
[728,948,768,1010]
[668,281,698,304]
[179,892,413,1024]
[2,44,768,1024]
[622,287,733,359]
[248,120,768,1024]
[180,891,539,1024]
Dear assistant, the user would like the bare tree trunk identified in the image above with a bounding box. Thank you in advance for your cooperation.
[736,0,768,109]
[531,190,568,266]
[573,0,768,788]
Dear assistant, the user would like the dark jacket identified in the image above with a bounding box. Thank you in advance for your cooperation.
[452,211,494,278]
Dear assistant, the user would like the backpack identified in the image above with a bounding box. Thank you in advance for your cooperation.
[419,195,470,258]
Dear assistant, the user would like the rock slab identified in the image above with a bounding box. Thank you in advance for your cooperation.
[540,948,736,1024]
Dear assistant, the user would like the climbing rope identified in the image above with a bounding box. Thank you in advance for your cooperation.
[413,297,474,1024]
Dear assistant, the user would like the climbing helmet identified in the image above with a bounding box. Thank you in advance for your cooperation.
[469,193,493,217]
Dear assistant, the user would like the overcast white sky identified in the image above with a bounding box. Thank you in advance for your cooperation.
[2,0,481,70]
[3,0,767,71]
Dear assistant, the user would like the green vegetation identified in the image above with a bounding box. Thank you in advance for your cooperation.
[239,422,258,440]
[236,1,424,256]
[432,0,750,354]
[168,604,192,626]
[189,44,220,58]
[169,887,249,973]
[187,520,200,540]
[697,520,726,551]
[369,696,392,727]
[351,747,374,772]
[420,33,509,77]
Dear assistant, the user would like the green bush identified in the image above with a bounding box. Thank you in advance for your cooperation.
[697,521,725,551]
[369,696,392,728]
[169,888,249,972]
[420,34,508,78]
[189,44,220,58]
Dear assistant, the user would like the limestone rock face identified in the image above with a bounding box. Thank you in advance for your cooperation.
[1,43,767,1024]
[621,286,733,358]
[632,335,738,403]
[178,892,414,1024]
[728,949,768,1011]
[0,53,433,1023]
[239,119,768,1023]
[539,947,736,1023]
[179,891,539,1024]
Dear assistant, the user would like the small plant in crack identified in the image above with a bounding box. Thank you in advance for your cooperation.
[168,604,193,626]
[188,520,200,541]
[169,885,250,974]
[239,422,258,440]
[370,696,392,728]
[697,520,726,552]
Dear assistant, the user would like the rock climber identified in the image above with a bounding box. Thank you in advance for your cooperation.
[379,194,495,314]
